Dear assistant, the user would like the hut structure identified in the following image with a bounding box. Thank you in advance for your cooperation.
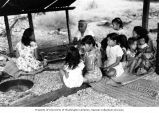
[0,0,76,55]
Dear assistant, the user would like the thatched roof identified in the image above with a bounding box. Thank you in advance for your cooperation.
[0,0,76,16]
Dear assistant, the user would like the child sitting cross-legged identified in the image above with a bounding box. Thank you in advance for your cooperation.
[103,33,124,80]
[59,46,85,88]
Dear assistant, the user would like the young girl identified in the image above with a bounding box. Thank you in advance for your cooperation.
[126,37,138,73]
[81,35,102,83]
[112,17,125,35]
[117,35,128,62]
[60,46,85,88]
[104,33,124,78]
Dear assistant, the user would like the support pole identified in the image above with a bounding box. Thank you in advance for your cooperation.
[155,23,159,75]
[4,15,13,55]
[65,10,71,43]
[142,0,150,29]
[28,13,35,41]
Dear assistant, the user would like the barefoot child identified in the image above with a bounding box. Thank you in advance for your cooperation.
[81,35,102,83]
[126,37,137,73]
[59,46,85,88]
[104,33,124,78]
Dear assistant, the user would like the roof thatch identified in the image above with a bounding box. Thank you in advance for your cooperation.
[0,0,76,16]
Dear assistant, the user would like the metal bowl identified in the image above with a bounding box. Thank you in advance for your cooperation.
[0,79,34,92]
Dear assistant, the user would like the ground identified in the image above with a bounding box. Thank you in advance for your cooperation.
[1,0,159,107]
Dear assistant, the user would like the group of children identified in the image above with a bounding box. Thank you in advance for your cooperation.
[101,18,155,78]
[61,17,155,88]
[0,18,155,89]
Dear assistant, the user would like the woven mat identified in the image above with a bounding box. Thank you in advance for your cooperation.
[90,78,159,107]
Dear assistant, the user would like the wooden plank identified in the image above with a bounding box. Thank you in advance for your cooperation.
[142,0,150,29]
[4,15,14,55]
[65,10,72,43]
[155,23,159,74]
[10,83,90,107]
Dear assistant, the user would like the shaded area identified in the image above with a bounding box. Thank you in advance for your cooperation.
[0,0,76,16]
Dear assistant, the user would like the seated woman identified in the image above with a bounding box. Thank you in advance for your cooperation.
[1,28,46,79]
[129,36,154,75]
[81,35,102,83]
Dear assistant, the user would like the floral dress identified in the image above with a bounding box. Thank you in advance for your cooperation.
[15,41,43,72]
[83,48,102,83]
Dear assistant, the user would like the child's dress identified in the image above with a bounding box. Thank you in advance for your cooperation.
[15,41,43,72]
[63,61,85,88]
[84,48,102,82]
[105,45,124,77]
[137,43,154,71]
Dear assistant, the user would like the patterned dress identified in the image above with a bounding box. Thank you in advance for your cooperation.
[84,48,102,83]
[15,41,43,72]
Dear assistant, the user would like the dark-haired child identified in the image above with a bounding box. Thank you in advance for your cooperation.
[112,17,125,35]
[104,33,124,78]
[81,35,102,83]
[60,46,85,88]
[117,35,128,63]
[126,37,137,72]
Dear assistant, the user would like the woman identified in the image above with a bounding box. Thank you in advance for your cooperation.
[15,28,46,73]
[133,26,155,53]
[81,35,102,83]
[1,28,46,79]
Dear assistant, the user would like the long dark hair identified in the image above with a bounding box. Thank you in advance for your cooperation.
[81,35,97,47]
[117,35,128,50]
[65,46,81,69]
[133,26,148,37]
[133,26,149,43]
[21,28,34,46]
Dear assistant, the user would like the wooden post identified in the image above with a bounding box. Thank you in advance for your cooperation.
[4,15,14,54]
[28,13,35,41]
[142,0,150,29]
[65,10,71,43]
[155,23,159,75]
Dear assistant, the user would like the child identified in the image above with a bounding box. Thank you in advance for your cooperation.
[117,35,128,62]
[130,36,154,74]
[59,46,85,88]
[112,17,125,35]
[104,33,124,78]
[81,35,102,83]
[126,37,137,73]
